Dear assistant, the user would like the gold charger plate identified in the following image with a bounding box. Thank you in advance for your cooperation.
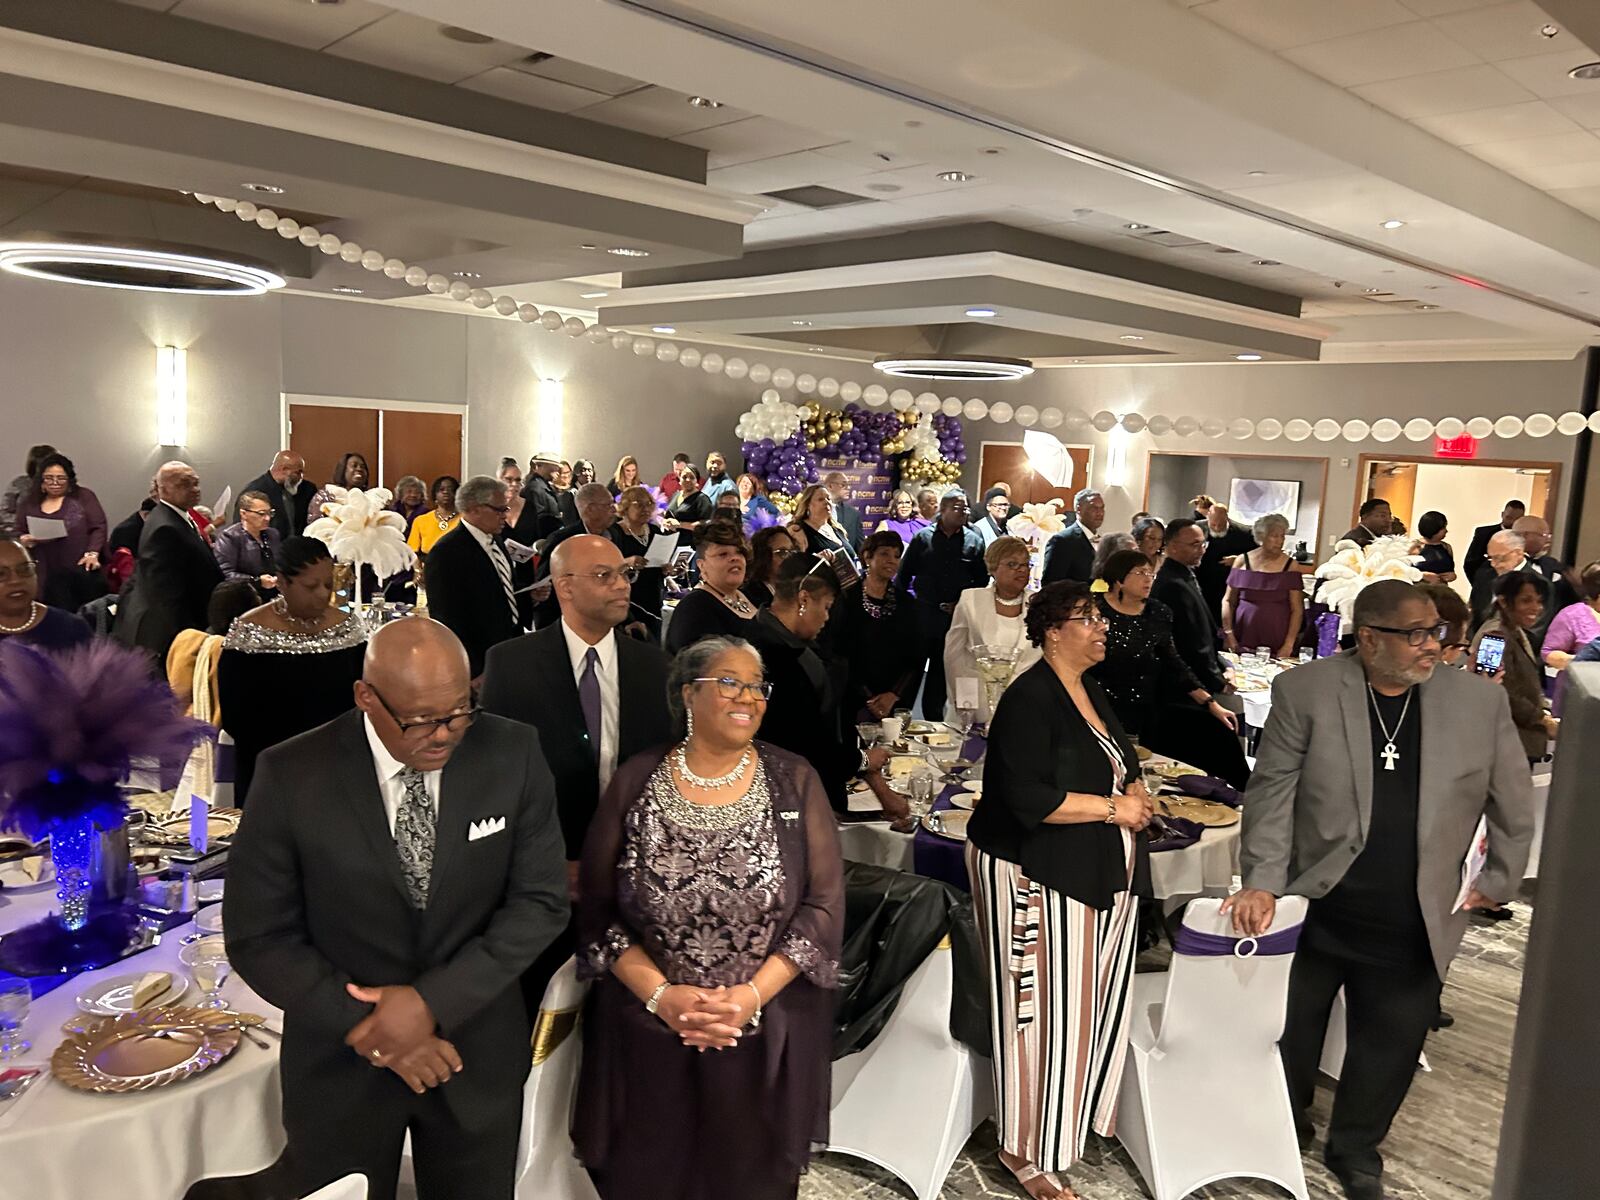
[52,1006,242,1093]
[921,809,972,841]
[1152,761,1206,780]
[1157,797,1241,827]
[142,809,242,848]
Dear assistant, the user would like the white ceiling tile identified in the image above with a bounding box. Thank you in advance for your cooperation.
[1549,185,1600,219]
[1196,0,1414,53]
[1464,129,1600,169]
[1351,62,1534,117]
[1547,93,1600,129]
[1493,48,1600,97]
[456,68,610,113]
[511,57,647,97]
[707,151,868,194]
[675,117,841,166]
[1512,159,1600,189]
[168,0,389,50]
[570,87,746,138]
[1411,99,1580,142]
[1282,21,1481,87]
[1433,2,1580,63]
[810,143,925,171]
[1397,0,1502,15]
[324,13,529,84]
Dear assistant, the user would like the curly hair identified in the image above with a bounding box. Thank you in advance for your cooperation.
[1024,580,1094,647]
[29,452,79,502]
[695,519,751,564]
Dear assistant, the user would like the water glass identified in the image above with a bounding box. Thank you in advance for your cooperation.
[909,770,937,820]
[179,936,233,1010]
[1297,647,1314,665]
[1255,646,1271,665]
[0,977,30,1060]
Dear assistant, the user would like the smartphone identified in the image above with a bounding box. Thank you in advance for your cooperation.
[1474,634,1505,675]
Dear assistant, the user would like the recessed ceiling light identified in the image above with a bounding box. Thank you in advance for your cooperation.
[809,346,825,351]
[936,170,974,183]
[1119,335,1145,342]
[1541,23,1560,38]
[607,247,649,257]
[330,286,365,295]
[965,308,997,318]
[1570,62,1600,80]
[240,182,284,194]
[307,0,345,6]
[1363,287,1382,294]
[791,320,812,326]
[580,290,608,299]
[1252,259,1280,266]
[1125,223,1148,231]
[687,96,723,108]
[1417,304,1440,311]
[1235,353,1263,361]
[580,243,598,251]
[1246,170,1269,177]
[1380,219,1406,229]
[652,325,676,334]
[439,26,495,44]
[981,147,1004,156]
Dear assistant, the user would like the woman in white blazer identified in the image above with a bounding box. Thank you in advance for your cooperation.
[943,535,1042,724]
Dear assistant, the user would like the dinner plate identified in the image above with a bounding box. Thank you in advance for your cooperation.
[0,855,53,887]
[921,809,972,841]
[195,906,225,936]
[947,791,982,811]
[52,1007,241,1093]
[143,809,242,848]
[195,879,225,904]
[77,972,191,1016]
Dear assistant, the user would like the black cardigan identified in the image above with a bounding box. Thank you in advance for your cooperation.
[966,660,1151,909]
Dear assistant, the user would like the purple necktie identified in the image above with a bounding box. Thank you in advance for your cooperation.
[578,646,602,759]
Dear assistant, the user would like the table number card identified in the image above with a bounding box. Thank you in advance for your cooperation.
[189,794,209,855]
[953,677,980,712]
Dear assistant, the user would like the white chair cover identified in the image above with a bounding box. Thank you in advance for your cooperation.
[826,941,992,1200]
[1116,896,1311,1200]
[300,1174,367,1200]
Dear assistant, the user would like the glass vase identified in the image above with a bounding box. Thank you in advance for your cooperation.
[51,816,95,933]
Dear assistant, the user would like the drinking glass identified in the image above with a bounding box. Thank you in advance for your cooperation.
[1255,646,1271,665]
[1297,647,1314,665]
[179,936,233,1010]
[909,770,936,821]
[0,977,30,1060]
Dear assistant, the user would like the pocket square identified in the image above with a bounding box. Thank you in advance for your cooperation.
[468,816,507,841]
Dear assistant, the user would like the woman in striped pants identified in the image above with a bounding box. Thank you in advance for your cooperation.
[964,580,1155,1200]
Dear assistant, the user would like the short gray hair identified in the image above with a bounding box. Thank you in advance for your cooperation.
[1252,513,1290,541]
[1074,488,1103,509]
[576,482,613,506]
[667,636,765,726]
[239,490,270,512]
[456,475,506,510]
[393,474,424,498]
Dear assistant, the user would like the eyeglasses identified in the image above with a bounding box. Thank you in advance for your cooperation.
[40,475,69,485]
[1064,611,1109,627]
[1366,623,1448,647]
[692,676,774,701]
[242,507,273,518]
[996,559,1030,573]
[560,566,640,586]
[483,504,511,516]
[772,547,796,559]
[0,562,38,583]
[369,687,480,741]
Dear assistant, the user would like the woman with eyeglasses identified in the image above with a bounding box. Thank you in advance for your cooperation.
[218,536,367,805]
[743,526,799,610]
[841,530,924,720]
[877,489,929,544]
[16,452,108,610]
[0,537,90,649]
[611,485,669,639]
[1471,570,1557,767]
[943,535,1043,725]
[1093,548,1248,789]
[965,581,1153,1200]
[574,634,844,1200]
[664,522,757,655]
[1131,515,1165,567]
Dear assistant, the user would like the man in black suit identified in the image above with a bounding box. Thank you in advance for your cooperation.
[523,452,565,540]
[237,450,314,539]
[896,489,989,719]
[114,460,223,667]
[1197,503,1256,620]
[423,475,527,681]
[1153,518,1228,695]
[1339,498,1394,550]
[824,471,864,550]
[1041,488,1105,584]
[1462,499,1525,584]
[529,483,620,629]
[225,619,567,1200]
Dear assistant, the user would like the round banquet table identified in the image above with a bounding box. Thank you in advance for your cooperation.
[0,882,284,1198]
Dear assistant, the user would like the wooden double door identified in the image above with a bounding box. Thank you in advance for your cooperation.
[289,402,463,493]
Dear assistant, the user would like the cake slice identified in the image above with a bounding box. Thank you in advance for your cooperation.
[131,971,173,1008]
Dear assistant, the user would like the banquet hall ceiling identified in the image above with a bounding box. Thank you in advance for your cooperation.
[5,0,1600,364]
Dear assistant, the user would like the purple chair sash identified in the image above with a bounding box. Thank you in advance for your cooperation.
[1172,922,1302,959]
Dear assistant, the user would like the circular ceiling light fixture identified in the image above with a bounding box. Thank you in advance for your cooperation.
[0,233,285,295]
[687,96,723,108]
[1235,353,1263,361]
[873,354,1033,382]
[607,246,650,257]
[936,170,974,183]
[1569,62,1600,80]
[1380,219,1407,229]
[964,307,997,318]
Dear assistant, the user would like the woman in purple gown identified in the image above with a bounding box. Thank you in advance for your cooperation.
[575,635,844,1200]
[1222,513,1304,658]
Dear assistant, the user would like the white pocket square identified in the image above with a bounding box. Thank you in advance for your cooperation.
[468,816,507,841]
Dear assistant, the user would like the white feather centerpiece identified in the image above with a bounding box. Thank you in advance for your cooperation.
[303,486,415,615]
[1314,535,1423,626]
[1005,499,1068,592]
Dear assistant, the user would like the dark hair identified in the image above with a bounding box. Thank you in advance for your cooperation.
[498,456,520,473]
[1580,561,1600,603]
[23,444,56,477]
[207,579,261,634]
[673,452,692,465]
[1494,568,1549,609]
[1417,510,1447,540]
[771,553,839,605]
[277,536,332,582]
[1024,581,1093,647]
[1101,549,1155,588]
[982,486,1008,505]
[1132,515,1165,545]
[695,519,750,563]
[1163,517,1201,546]
[430,474,459,501]
[1352,579,1421,630]
[714,490,741,508]
[1091,533,1136,581]
[1359,497,1391,518]
[750,526,797,585]
[331,452,369,487]
[29,452,78,502]
[139,497,158,514]
[1415,583,1470,644]
[678,464,703,484]
[861,529,904,560]
[1504,499,1527,512]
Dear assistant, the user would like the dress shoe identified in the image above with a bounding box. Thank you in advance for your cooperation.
[1327,1160,1387,1200]
[1430,1008,1455,1031]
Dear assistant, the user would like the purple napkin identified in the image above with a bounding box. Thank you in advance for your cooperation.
[1146,815,1204,852]
[1173,775,1242,808]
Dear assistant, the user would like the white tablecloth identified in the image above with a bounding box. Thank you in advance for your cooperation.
[1241,688,1273,730]
[0,883,284,1198]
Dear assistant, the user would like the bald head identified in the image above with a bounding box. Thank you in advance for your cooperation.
[357,619,473,771]
[1486,529,1527,575]
[1511,515,1550,558]
[552,534,631,637]
[270,450,306,489]
[156,460,201,509]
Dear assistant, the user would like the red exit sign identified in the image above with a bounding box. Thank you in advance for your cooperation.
[1435,434,1478,459]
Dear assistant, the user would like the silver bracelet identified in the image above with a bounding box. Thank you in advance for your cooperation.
[644,981,670,1015]
[745,981,763,1030]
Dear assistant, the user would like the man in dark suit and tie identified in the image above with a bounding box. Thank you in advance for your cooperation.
[528,483,621,629]
[1152,518,1229,695]
[1462,498,1525,584]
[114,460,224,667]
[224,618,568,1200]
[237,450,314,539]
[423,475,527,681]
[1197,503,1257,620]
[1041,488,1105,584]
[824,471,865,550]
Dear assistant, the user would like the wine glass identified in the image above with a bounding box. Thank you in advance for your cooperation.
[0,976,31,1060]
[179,936,233,1010]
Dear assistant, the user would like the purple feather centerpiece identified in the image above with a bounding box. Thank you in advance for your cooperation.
[0,639,212,937]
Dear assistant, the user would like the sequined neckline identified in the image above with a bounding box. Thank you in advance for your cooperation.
[223,610,371,654]
[649,754,770,831]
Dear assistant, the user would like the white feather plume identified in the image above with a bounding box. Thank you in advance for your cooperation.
[1313,535,1422,620]
[303,485,415,581]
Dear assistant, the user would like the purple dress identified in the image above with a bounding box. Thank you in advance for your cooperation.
[1227,552,1301,653]
[876,515,929,545]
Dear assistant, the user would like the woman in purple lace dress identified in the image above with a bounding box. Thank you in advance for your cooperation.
[575,635,844,1200]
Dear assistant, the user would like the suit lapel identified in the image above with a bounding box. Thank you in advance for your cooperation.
[335,715,412,903]
[1338,656,1375,835]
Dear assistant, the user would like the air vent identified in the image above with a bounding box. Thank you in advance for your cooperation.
[762,186,872,210]
[520,52,555,66]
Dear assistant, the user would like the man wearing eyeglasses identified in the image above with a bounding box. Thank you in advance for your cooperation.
[423,475,528,681]
[225,617,568,1200]
[530,483,621,629]
[1224,579,1533,1200]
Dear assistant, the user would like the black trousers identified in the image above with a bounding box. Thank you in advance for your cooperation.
[914,603,954,720]
[1279,938,1442,1176]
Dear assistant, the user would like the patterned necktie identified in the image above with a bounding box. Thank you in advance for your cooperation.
[488,538,519,625]
[578,646,602,760]
[394,767,436,910]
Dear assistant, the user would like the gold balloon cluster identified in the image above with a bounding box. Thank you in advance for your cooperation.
[767,490,798,515]
[878,410,920,456]
[800,403,852,452]
[901,457,962,486]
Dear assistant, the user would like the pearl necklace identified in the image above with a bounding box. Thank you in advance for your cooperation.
[0,601,42,634]
[673,741,753,790]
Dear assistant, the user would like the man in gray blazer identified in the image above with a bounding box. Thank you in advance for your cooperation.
[1224,579,1533,1200]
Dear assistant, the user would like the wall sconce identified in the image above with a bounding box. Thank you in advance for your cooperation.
[156,346,187,446]
[537,378,564,452]
[1105,429,1129,488]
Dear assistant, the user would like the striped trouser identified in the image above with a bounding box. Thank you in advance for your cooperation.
[966,841,1139,1173]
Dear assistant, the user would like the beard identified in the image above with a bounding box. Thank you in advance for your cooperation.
[1371,642,1438,688]
[284,478,302,496]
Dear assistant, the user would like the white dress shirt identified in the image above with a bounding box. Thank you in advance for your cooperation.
[363,713,441,834]
[561,619,621,792]
[161,498,199,533]
[461,517,522,625]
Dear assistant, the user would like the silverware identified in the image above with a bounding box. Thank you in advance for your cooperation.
[0,1072,40,1103]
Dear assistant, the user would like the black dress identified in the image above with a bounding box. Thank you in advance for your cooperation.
[217,613,367,805]
[1418,542,1455,577]
[838,583,923,717]
[608,522,666,640]
[1090,597,1250,789]
[666,491,713,540]
[664,588,758,655]
[749,609,860,811]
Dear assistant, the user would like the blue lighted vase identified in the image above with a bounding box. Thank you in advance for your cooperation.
[51,816,96,932]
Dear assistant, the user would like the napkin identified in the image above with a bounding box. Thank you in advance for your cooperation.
[1173,776,1242,808]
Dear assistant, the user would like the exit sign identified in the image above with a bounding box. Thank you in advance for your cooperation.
[1435,434,1478,459]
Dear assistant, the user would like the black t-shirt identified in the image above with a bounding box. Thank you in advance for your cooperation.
[1303,685,1433,968]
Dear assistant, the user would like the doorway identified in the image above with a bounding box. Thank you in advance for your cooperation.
[1355,455,1558,532]
[284,395,465,493]
[979,440,1094,509]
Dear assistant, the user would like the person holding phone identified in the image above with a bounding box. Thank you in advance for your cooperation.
[1470,571,1556,767]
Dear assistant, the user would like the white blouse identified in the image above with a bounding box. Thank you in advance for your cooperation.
[941,582,1042,723]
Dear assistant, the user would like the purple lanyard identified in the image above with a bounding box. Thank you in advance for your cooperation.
[1172,923,1302,959]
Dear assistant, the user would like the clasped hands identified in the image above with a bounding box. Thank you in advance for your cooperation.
[1111,779,1156,832]
[345,983,462,1095]
[652,983,758,1052]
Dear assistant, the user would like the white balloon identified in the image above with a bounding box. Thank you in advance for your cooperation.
[1092,410,1120,433]
[1255,418,1282,441]
[913,392,939,415]
[724,357,749,380]
[1524,412,1556,437]
[1064,410,1092,433]
[1466,416,1494,439]
[1371,418,1402,442]
[762,389,782,404]
[384,258,407,279]
[1145,414,1173,436]
[319,234,343,256]
[963,398,988,421]
[235,200,257,221]
[1173,415,1200,436]
[277,218,301,239]
[749,363,771,385]
[772,367,796,390]
[864,384,889,407]
[989,401,1015,424]
[1201,416,1228,438]
[1404,417,1436,441]
[1434,417,1465,440]
[447,281,472,301]
[1313,418,1341,442]
[611,332,633,351]
[889,389,915,411]
[494,295,518,317]
[1229,418,1256,439]
[839,381,862,403]
[679,347,702,368]
[215,197,238,213]
[633,337,656,357]
[588,324,612,344]
[566,317,589,338]
[797,373,818,395]
[361,249,386,271]
[1016,405,1040,428]
[1341,419,1371,442]
[540,310,565,331]
[404,266,428,287]
[701,352,724,374]
[518,303,540,323]
[340,242,364,264]
[819,377,840,399]
[468,288,494,309]
[298,227,322,247]
[1557,411,1588,436]
[941,396,965,417]
[1283,418,1312,442]
[1120,413,1146,434]
[1040,407,1064,429]
[254,209,279,230]
[656,341,679,362]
